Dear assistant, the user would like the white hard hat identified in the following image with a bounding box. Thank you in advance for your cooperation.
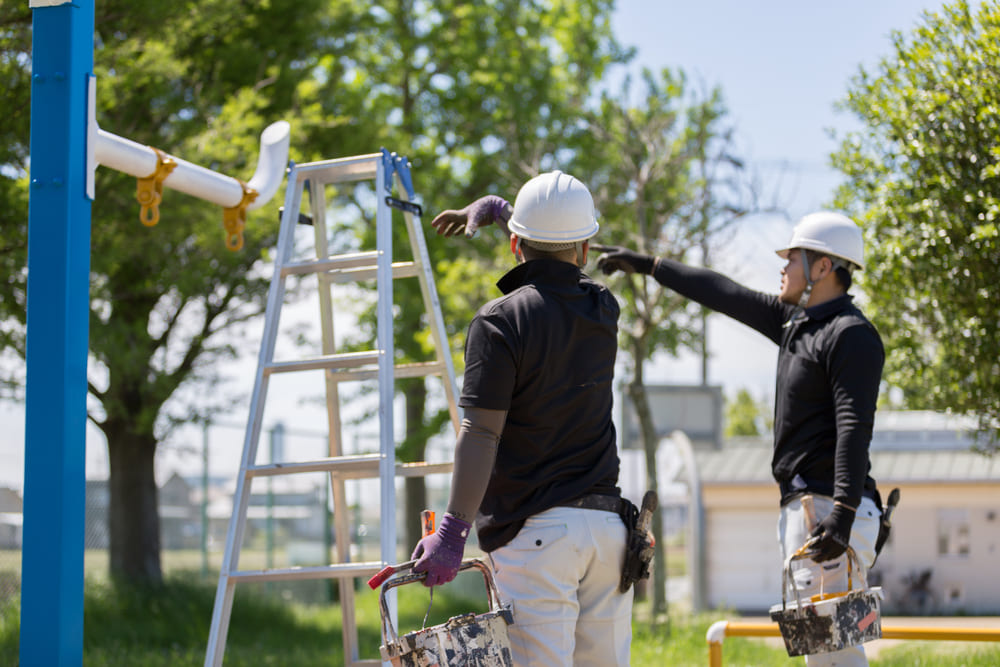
[776,211,865,270]
[507,170,599,244]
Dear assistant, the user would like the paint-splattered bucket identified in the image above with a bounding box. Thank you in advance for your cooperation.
[379,558,514,666]
[769,546,883,656]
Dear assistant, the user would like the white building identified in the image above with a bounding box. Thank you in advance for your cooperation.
[690,411,1000,614]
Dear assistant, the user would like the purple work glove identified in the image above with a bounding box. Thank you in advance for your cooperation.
[591,244,656,275]
[430,195,511,238]
[411,513,471,587]
[805,502,855,562]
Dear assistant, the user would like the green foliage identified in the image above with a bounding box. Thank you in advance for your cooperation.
[0,0,630,579]
[831,0,1000,446]
[0,3,31,395]
[725,388,767,437]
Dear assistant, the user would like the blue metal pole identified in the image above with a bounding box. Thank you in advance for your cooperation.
[21,1,94,665]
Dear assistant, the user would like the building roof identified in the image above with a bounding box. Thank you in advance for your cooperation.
[689,411,1000,486]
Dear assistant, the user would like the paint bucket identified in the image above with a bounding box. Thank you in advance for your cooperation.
[379,558,514,666]
[769,546,883,656]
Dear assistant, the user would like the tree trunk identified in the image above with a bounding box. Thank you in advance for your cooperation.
[105,420,162,584]
[628,336,669,625]
[403,380,428,550]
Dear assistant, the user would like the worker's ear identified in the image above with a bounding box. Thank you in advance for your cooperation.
[820,256,835,281]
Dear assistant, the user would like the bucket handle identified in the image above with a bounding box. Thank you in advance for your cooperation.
[378,558,505,646]
[781,543,864,615]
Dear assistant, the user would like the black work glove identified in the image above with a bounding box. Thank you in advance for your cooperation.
[591,244,656,275]
[805,502,855,562]
[430,195,510,238]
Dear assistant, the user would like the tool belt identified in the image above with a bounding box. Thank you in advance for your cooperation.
[617,491,657,593]
[557,493,624,514]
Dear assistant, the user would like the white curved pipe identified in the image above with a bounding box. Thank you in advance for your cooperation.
[706,620,729,643]
[93,120,290,211]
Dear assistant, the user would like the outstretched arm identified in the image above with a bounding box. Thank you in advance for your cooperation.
[593,244,790,343]
[431,195,512,238]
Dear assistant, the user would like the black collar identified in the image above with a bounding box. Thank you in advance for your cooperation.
[804,293,855,322]
[496,259,582,295]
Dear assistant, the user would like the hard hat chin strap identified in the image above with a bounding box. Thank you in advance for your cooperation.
[797,248,814,309]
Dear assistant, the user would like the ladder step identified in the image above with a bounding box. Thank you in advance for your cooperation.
[229,561,382,583]
[281,251,380,276]
[282,253,420,283]
[326,361,445,383]
[247,455,452,480]
[325,261,419,284]
[349,661,382,667]
[248,453,380,478]
[266,357,445,381]
[292,153,381,183]
[265,351,379,374]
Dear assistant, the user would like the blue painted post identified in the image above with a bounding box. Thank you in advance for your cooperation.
[21,1,94,665]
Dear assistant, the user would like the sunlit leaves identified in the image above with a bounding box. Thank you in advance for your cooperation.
[832,0,1000,445]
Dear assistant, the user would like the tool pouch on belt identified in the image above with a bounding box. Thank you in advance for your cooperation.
[618,490,657,593]
[873,488,900,566]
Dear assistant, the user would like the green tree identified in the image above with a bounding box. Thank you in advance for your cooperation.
[1,0,628,581]
[1,0,364,583]
[831,0,1000,446]
[0,4,31,394]
[322,0,628,548]
[725,388,764,437]
[573,68,758,619]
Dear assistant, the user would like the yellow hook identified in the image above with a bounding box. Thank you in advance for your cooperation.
[222,180,258,251]
[135,147,176,227]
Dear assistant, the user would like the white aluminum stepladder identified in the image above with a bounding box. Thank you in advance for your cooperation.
[205,149,461,667]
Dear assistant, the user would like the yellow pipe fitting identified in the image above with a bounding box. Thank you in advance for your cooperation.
[135,147,176,227]
[222,179,259,251]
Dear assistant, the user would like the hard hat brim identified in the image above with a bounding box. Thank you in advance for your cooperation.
[775,246,864,271]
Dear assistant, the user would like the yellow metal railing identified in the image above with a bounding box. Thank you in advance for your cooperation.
[706,621,1000,667]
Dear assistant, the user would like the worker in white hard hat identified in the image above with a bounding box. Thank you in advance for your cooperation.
[596,212,886,667]
[412,171,634,666]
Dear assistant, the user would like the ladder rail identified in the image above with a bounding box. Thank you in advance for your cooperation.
[310,175,365,664]
[393,173,461,433]
[205,165,305,667]
[375,158,400,638]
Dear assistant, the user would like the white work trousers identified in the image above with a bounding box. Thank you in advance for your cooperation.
[488,506,633,667]
[778,494,881,667]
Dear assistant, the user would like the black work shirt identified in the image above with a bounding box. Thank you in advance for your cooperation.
[460,259,622,552]
[650,259,884,509]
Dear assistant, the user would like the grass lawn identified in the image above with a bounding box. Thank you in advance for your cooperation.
[3,574,1000,666]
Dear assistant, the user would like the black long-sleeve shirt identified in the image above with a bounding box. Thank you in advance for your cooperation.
[650,258,884,508]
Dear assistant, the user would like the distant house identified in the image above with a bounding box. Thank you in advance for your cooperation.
[0,486,23,549]
[160,473,200,550]
[690,411,1000,614]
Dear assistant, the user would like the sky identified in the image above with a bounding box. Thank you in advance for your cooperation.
[609,0,958,400]
[0,1,963,492]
